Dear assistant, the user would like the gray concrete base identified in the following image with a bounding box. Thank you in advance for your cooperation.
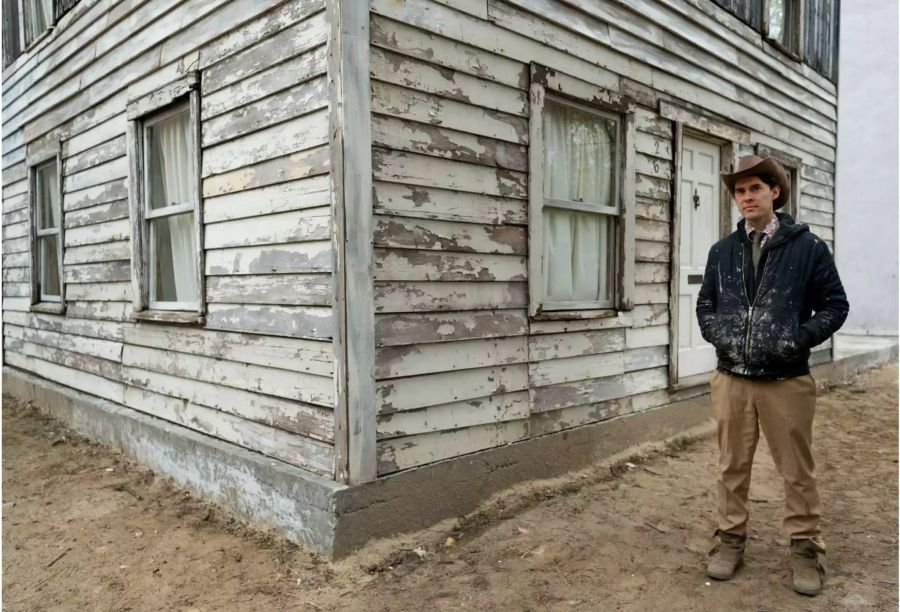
[4,342,896,558]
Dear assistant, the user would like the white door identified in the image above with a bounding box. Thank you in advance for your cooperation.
[678,136,721,380]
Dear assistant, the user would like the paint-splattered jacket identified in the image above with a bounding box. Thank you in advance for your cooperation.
[696,212,849,380]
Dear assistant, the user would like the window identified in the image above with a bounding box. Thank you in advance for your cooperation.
[23,0,53,46]
[126,75,203,320]
[528,65,635,318]
[31,157,63,305]
[766,0,803,57]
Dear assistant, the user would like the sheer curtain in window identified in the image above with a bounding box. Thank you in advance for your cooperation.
[149,112,197,303]
[27,0,52,42]
[543,103,616,303]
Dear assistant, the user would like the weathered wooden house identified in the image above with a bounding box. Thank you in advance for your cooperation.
[2,0,840,556]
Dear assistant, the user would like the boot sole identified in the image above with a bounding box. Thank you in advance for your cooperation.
[793,584,822,596]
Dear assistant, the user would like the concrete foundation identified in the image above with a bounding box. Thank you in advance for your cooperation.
[3,342,896,558]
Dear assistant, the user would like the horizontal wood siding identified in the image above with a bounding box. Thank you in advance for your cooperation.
[369,0,838,475]
[2,1,337,477]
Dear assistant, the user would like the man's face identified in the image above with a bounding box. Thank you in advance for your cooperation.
[733,176,779,225]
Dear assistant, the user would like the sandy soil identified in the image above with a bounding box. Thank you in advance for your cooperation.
[3,363,897,612]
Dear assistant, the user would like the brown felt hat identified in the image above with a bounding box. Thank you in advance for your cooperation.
[721,155,790,210]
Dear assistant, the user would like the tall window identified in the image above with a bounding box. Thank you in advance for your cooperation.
[144,104,198,308]
[542,99,619,309]
[528,66,636,317]
[32,158,63,303]
[24,0,53,46]
[766,0,802,57]
[126,76,202,319]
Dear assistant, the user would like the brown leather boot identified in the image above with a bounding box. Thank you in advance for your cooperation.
[790,538,826,596]
[706,530,746,580]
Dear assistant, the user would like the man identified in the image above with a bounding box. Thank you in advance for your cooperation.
[695,155,849,596]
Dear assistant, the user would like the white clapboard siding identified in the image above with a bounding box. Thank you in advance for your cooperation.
[123,324,333,377]
[204,207,331,249]
[374,148,527,199]
[371,81,527,145]
[202,144,330,198]
[377,419,530,473]
[5,350,125,404]
[205,304,333,340]
[207,274,332,306]
[531,367,669,413]
[374,249,526,282]
[375,281,528,313]
[375,309,528,347]
[203,176,330,224]
[371,47,528,117]
[202,46,328,119]
[373,181,527,226]
[121,344,333,407]
[530,395,631,436]
[121,366,332,442]
[4,324,122,361]
[202,109,330,176]
[377,364,530,414]
[202,77,328,147]
[121,383,333,475]
[371,13,527,89]
[205,241,333,275]
[377,390,530,439]
[373,215,526,254]
[376,336,528,379]
[3,311,123,340]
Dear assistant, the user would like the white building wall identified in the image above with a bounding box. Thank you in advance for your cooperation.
[835,0,899,336]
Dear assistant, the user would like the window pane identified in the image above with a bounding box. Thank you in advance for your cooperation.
[36,161,59,230]
[147,109,193,210]
[543,101,617,207]
[543,208,615,303]
[39,234,60,298]
[26,0,52,43]
[151,212,197,303]
[768,0,787,44]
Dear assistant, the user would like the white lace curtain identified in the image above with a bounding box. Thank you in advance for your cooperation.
[542,102,616,304]
[148,110,197,304]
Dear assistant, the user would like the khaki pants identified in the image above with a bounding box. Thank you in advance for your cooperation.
[710,370,822,542]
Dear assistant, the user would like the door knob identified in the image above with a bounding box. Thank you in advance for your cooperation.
[693,189,700,210]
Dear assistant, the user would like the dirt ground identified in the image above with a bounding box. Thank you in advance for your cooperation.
[3,363,897,612]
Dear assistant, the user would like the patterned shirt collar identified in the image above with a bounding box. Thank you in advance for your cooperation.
[745,214,780,247]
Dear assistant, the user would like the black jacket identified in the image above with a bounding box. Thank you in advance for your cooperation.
[695,212,849,380]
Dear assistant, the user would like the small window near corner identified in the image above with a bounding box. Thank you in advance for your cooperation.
[766,0,803,58]
[126,75,203,322]
[23,0,53,46]
[31,157,63,305]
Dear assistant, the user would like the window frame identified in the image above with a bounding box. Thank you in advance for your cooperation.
[126,73,204,323]
[28,148,65,311]
[763,0,805,60]
[528,64,636,320]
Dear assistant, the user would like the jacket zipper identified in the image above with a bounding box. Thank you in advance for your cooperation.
[743,247,771,366]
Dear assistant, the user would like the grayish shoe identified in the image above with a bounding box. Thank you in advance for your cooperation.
[790,538,826,596]
[706,530,746,581]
